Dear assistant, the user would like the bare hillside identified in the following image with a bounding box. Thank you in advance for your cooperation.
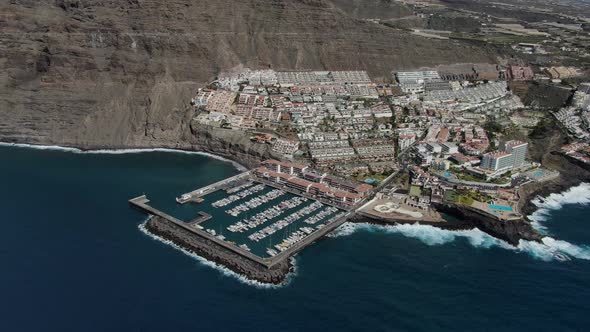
[0,0,498,148]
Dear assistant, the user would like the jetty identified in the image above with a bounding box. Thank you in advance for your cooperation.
[129,194,352,269]
[176,171,251,204]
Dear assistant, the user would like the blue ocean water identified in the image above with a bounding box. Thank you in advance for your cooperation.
[1,144,590,331]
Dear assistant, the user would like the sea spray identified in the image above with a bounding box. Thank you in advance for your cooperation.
[0,142,248,171]
[528,182,590,234]
[137,218,296,288]
[331,222,590,262]
[330,222,512,248]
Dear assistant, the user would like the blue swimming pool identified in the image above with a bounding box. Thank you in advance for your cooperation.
[489,204,513,212]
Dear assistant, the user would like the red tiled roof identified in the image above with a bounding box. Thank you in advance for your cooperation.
[287,177,313,187]
[333,190,361,199]
[355,184,373,193]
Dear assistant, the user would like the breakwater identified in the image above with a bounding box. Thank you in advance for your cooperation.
[145,216,292,284]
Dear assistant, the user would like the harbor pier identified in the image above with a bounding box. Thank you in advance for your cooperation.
[129,195,270,267]
[130,191,355,269]
[176,171,252,204]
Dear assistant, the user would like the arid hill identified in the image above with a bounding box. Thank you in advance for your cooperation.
[0,0,498,148]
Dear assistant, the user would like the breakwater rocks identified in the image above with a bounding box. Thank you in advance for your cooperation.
[145,216,291,285]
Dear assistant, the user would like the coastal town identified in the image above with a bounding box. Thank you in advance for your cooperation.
[125,0,590,285]
[131,60,589,283]
[190,65,573,223]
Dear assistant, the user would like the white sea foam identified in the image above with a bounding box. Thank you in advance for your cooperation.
[517,237,590,261]
[331,222,511,248]
[137,218,295,288]
[0,142,247,171]
[528,182,590,233]
[331,222,590,262]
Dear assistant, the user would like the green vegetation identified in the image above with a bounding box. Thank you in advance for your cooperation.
[443,190,458,203]
[449,167,511,185]
[484,120,503,135]
[529,117,555,139]
[482,34,546,45]
[392,172,410,189]
[446,189,492,207]
[409,185,422,197]
[457,195,474,206]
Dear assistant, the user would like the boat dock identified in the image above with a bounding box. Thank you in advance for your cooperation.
[176,171,252,204]
[130,193,353,268]
[255,177,354,212]
[187,212,212,226]
[130,195,270,267]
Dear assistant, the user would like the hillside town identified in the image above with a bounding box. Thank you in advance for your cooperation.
[188,63,586,224]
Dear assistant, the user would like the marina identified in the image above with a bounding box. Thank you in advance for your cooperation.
[200,180,346,258]
[130,169,356,269]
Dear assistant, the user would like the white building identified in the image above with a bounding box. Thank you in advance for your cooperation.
[398,134,416,151]
[395,71,441,84]
[426,142,442,154]
[441,142,459,155]
[501,140,528,167]
[481,151,514,172]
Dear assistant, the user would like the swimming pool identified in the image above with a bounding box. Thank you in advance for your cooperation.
[489,204,513,212]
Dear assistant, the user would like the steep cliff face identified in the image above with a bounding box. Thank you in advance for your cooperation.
[1,0,498,148]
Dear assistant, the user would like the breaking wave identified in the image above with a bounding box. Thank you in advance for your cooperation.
[528,182,590,233]
[331,222,590,262]
[138,218,295,289]
[519,237,590,261]
[330,223,512,248]
[0,142,247,171]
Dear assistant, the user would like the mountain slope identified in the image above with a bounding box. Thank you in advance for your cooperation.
[0,0,498,148]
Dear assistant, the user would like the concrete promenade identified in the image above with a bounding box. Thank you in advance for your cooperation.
[187,212,212,226]
[178,171,251,203]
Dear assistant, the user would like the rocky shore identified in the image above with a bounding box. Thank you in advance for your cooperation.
[3,123,270,171]
[5,115,589,251]
[436,203,542,246]
[519,119,590,216]
[350,213,474,231]
[518,158,590,217]
[353,205,542,246]
[145,216,292,285]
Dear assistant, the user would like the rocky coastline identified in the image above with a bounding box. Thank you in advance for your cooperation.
[518,154,590,217]
[352,205,542,246]
[145,216,292,285]
[350,212,474,231]
[4,121,589,250]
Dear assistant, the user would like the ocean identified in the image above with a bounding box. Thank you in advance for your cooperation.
[1,144,589,331]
